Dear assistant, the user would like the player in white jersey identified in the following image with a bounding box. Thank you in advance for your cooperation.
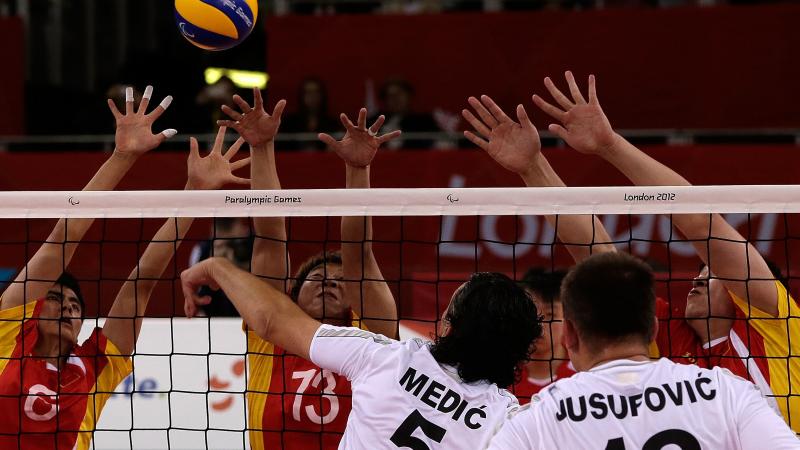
[180,256,541,448]
[490,252,799,450]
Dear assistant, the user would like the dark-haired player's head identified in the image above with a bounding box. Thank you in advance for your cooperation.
[560,252,656,371]
[431,272,542,388]
[38,272,86,354]
[521,268,567,361]
[687,260,787,324]
[289,251,349,322]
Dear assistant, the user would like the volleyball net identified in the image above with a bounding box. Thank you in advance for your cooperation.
[0,186,798,449]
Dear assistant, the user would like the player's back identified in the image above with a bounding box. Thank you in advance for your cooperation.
[309,326,518,450]
[489,358,800,450]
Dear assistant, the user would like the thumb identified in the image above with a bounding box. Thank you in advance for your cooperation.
[548,124,570,142]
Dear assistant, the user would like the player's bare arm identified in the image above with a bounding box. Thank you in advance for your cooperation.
[0,85,177,311]
[182,257,320,361]
[321,108,402,338]
[535,72,779,317]
[103,127,250,355]
[463,94,614,263]
[220,88,290,292]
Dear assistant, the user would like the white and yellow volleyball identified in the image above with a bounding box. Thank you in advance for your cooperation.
[174,0,258,51]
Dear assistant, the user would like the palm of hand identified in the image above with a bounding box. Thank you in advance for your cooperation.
[335,130,378,168]
[561,105,616,155]
[115,117,159,155]
[188,152,235,190]
[238,110,280,147]
[486,122,541,174]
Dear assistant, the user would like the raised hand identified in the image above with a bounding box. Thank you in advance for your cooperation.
[186,126,251,190]
[532,71,619,156]
[108,85,177,157]
[182,258,219,318]
[462,95,541,175]
[218,87,286,148]
[319,108,402,168]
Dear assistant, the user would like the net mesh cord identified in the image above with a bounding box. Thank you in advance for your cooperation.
[0,187,796,448]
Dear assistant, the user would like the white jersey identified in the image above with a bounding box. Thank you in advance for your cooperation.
[309,324,519,450]
[489,358,800,450]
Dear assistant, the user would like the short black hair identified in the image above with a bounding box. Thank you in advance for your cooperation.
[430,272,541,388]
[289,251,342,302]
[55,272,85,315]
[521,268,567,304]
[561,252,655,348]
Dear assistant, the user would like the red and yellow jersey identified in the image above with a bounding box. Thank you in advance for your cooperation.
[0,301,132,450]
[245,315,365,450]
[510,360,575,405]
[721,282,800,433]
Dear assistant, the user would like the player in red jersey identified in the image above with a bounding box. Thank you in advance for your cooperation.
[533,71,800,432]
[0,87,251,450]
[511,268,575,404]
[217,89,401,450]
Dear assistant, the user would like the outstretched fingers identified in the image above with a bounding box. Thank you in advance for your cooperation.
[543,77,573,110]
[271,99,287,119]
[480,95,512,123]
[339,113,356,131]
[125,87,135,115]
[148,95,173,122]
[221,104,244,122]
[377,130,402,145]
[516,104,535,130]
[462,109,491,137]
[107,99,123,120]
[212,126,228,154]
[468,96,498,128]
[253,87,264,110]
[357,108,368,130]
[588,74,599,105]
[532,94,566,122]
[230,157,251,171]
[370,115,386,135]
[137,85,153,115]
[565,71,586,104]
[224,137,246,161]
[232,95,253,114]
[189,137,200,159]
[318,133,340,148]
[464,130,489,150]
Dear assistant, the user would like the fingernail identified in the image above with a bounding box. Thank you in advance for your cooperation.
[143,85,153,100]
[159,95,173,110]
[162,129,178,138]
[125,87,133,103]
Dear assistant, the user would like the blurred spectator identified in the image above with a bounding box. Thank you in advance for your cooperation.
[196,76,238,131]
[371,78,441,149]
[188,218,253,317]
[281,78,338,151]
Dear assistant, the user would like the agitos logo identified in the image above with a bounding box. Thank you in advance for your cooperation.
[68,196,79,206]
[209,359,246,411]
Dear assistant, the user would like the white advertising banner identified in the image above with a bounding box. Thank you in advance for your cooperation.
[78,318,425,450]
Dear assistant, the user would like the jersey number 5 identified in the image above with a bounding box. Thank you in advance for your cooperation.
[605,429,700,450]
[390,409,447,450]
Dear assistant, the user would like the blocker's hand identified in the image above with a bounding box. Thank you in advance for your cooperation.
[182,258,219,318]
[532,71,619,157]
[319,108,402,168]
[462,95,541,175]
[186,126,250,190]
[108,85,177,157]
[218,87,286,148]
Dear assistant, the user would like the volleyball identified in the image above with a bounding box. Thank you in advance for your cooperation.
[174,0,258,51]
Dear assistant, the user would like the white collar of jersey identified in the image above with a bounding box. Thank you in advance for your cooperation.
[701,336,729,350]
[588,359,654,372]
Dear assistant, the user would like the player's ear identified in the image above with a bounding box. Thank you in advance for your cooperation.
[561,318,578,353]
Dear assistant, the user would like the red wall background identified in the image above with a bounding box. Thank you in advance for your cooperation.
[265,4,800,129]
[0,146,799,318]
[0,17,24,136]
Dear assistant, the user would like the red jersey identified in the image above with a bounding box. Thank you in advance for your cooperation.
[245,317,364,450]
[0,301,132,450]
[511,360,575,405]
[651,285,800,432]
